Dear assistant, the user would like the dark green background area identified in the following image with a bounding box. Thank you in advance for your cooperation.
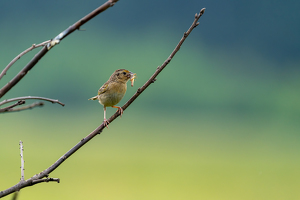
[1,1,300,199]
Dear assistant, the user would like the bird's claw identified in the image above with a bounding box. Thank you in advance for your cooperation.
[112,106,123,118]
[103,119,110,129]
[118,107,123,117]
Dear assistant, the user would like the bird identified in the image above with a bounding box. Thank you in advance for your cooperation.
[89,69,136,128]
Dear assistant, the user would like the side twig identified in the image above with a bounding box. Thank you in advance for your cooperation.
[0,40,51,80]
[0,8,205,198]
[0,0,119,99]
[0,100,25,113]
[3,102,44,113]
[0,96,64,113]
[10,141,26,200]
[19,141,25,182]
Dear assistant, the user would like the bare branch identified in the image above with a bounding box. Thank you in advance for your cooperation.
[0,40,51,81]
[4,102,44,113]
[118,8,206,117]
[0,0,119,99]
[0,100,25,113]
[0,96,64,107]
[0,8,205,198]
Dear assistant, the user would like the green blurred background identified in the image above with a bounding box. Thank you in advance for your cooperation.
[1,0,300,199]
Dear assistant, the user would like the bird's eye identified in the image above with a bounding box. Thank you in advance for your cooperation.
[123,72,126,75]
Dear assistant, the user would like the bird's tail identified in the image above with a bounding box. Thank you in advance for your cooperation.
[88,96,98,100]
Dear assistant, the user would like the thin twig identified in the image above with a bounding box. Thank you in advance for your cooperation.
[0,100,25,113]
[3,102,44,113]
[19,141,25,182]
[0,40,51,80]
[0,0,119,99]
[0,96,64,107]
[31,178,60,185]
[9,141,25,200]
[0,8,205,198]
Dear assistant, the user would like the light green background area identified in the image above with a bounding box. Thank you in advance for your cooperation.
[1,0,300,199]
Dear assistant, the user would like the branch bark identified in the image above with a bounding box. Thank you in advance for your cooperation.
[0,0,119,99]
[0,8,205,198]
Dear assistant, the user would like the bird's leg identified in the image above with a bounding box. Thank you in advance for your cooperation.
[103,106,109,128]
[112,106,123,117]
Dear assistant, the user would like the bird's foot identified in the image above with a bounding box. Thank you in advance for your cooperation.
[118,107,123,117]
[103,118,110,129]
[112,106,123,117]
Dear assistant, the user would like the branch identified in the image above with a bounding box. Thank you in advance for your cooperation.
[0,8,205,198]
[0,96,64,110]
[0,100,45,113]
[119,8,206,113]
[0,0,119,99]
[0,100,25,113]
[0,40,51,80]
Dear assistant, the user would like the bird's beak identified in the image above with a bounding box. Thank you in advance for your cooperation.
[129,72,136,87]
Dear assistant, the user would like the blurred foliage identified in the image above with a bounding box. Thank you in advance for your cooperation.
[1,0,300,199]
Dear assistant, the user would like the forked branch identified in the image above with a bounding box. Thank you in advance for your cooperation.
[0,40,51,80]
[0,96,64,113]
[0,100,25,113]
[3,101,45,113]
[0,8,205,198]
[0,0,119,99]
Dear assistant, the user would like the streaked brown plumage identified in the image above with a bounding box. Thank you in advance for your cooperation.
[89,69,135,128]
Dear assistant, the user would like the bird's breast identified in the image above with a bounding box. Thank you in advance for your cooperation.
[98,82,127,107]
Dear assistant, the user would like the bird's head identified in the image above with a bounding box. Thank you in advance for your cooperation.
[110,69,135,86]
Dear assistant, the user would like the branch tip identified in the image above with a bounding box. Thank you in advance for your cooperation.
[109,0,118,6]
[200,8,206,15]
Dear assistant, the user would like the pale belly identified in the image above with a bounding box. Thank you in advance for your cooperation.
[99,92,125,107]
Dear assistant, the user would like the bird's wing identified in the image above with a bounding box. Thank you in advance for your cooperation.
[98,82,109,95]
